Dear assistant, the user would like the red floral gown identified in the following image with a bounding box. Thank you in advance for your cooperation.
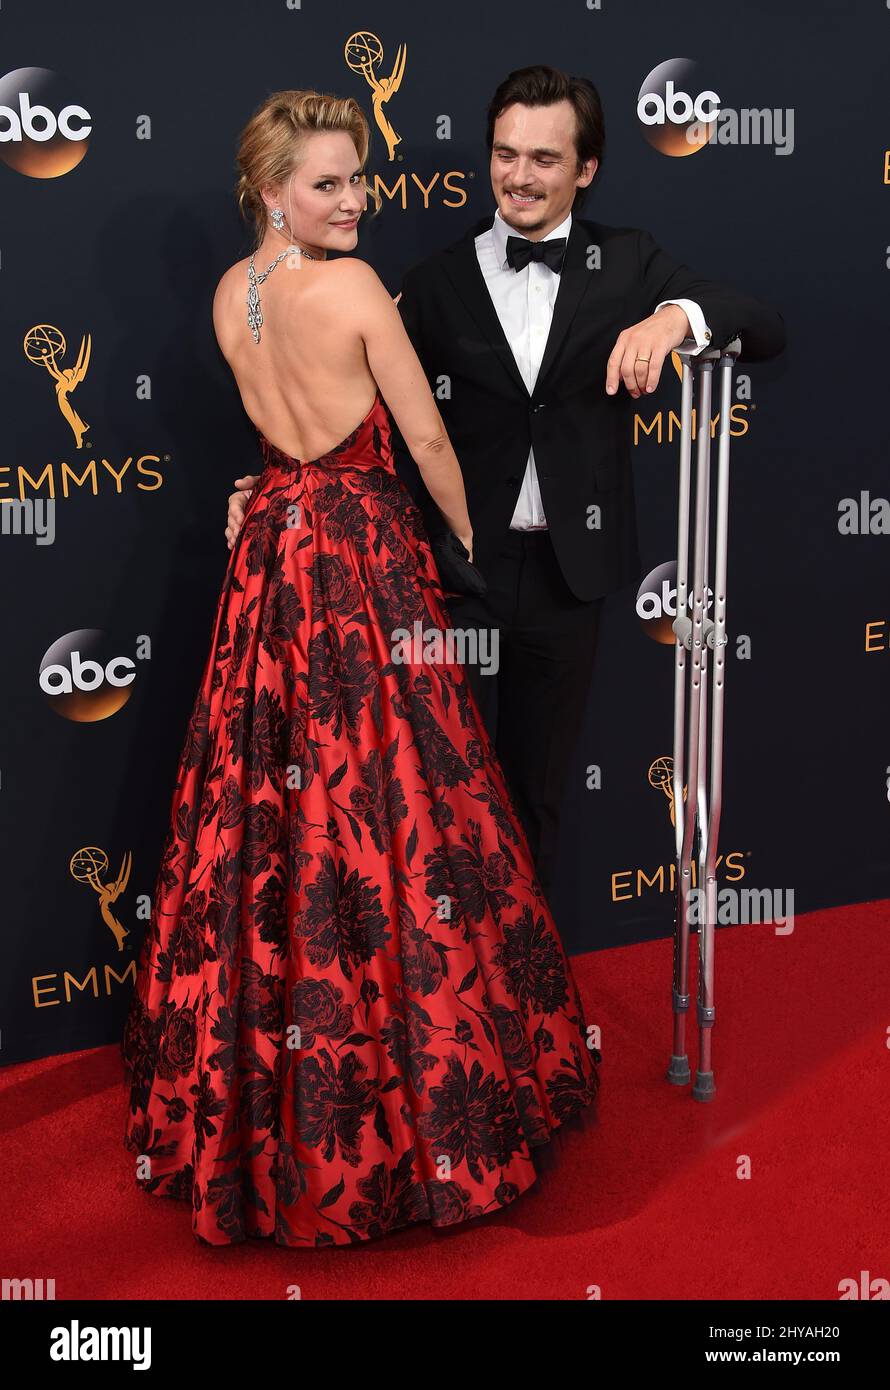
[122,389,600,1248]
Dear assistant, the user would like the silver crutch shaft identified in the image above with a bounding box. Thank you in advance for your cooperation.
[667,351,695,1085]
[672,346,713,1085]
[669,337,740,1095]
[694,341,740,1101]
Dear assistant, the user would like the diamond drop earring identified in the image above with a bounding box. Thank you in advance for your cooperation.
[270,207,285,231]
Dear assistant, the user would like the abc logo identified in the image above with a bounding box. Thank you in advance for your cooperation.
[636,562,713,645]
[0,67,91,178]
[637,59,720,157]
[39,630,136,722]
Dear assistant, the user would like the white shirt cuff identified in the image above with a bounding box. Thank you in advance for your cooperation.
[655,298,712,354]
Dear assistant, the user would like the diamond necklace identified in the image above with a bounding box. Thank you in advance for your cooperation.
[247,243,318,344]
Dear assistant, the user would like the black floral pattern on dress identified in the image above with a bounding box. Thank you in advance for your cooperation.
[122,391,599,1247]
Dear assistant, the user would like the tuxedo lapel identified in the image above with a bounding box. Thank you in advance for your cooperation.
[440,217,530,398]
[535,216,596,391]
[441,214,598,400]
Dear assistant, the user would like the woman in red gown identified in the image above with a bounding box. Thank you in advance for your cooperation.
[122,89,599,1248]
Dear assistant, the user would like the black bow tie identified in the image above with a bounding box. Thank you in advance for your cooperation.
[505,234,567,273]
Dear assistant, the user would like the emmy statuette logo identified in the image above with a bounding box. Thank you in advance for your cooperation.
[70,845,132,953]
[24,322,91,448]
[344,31,406,161]
[648,756,687,828]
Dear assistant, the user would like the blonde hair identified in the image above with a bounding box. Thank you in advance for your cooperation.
[236,89,381,247]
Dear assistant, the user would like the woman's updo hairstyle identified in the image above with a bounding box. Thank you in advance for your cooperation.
[236,89,380,247]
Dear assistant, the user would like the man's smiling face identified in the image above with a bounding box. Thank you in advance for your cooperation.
[489,99,597,240]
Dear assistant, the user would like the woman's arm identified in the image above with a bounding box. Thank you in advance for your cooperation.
[342,260,473,557]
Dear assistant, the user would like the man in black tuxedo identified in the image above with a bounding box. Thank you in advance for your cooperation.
[227,65,785,898]
[389,65,784,894]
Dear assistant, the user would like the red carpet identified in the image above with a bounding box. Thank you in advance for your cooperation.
[2,898,887,1300]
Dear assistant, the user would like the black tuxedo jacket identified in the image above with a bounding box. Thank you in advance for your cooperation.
[393,214,786,602]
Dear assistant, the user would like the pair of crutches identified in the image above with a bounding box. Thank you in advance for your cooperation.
[666,336,742,1102]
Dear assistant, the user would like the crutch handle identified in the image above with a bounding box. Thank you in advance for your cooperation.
[674,335,742,364]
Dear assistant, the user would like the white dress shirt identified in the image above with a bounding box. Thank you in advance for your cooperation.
[474,208,712,529]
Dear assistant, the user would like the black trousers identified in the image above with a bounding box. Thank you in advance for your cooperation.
[444,529,604,898]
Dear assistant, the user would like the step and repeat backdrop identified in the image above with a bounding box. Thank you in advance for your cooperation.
[1,0,887,1065]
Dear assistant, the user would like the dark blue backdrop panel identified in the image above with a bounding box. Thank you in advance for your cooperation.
[0,0,887,1063]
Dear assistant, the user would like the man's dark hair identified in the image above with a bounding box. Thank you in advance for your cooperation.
[485,65,605,209]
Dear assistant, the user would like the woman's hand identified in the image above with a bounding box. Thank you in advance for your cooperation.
[226,475,259,549]
[456,529,474,564]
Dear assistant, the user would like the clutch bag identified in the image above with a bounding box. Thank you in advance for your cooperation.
[431,529,487,597]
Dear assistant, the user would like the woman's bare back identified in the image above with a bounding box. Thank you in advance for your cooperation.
[212,254,379,460]
[216,248,473,552]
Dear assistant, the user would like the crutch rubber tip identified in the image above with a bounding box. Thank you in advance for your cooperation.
[692,1071,716,1102]
[666,1055,691,1085]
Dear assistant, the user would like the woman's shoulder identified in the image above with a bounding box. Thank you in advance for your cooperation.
[215,252,379,288]
[212,257,251,325]
[307,258,391,323]
[211,255,388,343]
[324,256,385,290]
[333,258,400,320]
